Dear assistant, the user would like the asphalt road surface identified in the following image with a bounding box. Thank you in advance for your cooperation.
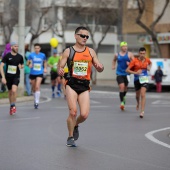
[0,85,170,170]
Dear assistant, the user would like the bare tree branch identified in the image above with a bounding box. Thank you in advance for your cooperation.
[150,0,170,30]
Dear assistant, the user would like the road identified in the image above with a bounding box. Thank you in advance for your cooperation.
[0,85,170,170]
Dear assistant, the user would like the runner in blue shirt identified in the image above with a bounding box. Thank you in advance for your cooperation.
[112,41,134,110]
[27,43,47,109]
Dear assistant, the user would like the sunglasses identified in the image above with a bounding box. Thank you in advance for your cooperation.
[77,34,89,39]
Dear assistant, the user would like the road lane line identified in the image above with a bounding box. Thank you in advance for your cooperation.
[145,127,170,149]
[0,117,40,122]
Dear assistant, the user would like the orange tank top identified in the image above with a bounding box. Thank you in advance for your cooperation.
[70,47,93,80]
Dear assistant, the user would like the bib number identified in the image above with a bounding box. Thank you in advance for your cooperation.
[73,62,88,76]
[33,64,41,71]
[7,65,17,74]
[139,76,149,84]
[53,63,57,69]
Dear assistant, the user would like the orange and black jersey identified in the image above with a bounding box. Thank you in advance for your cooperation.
[67,46,93,80]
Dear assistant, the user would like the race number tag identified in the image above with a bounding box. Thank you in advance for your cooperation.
[53,63,57,69]
[7,65,17,74]
[73,62,88,76]
[33,64,41,71]
[139,76,149,84]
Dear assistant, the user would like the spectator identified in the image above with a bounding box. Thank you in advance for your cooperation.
[154,66,163,92]
[24,44,31,95]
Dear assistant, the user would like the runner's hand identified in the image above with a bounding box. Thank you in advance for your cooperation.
[112,66,116,70]
[44,68,47,73]
[94,63,104,72]
[18,64,22,69]
[2,77,6,85]
[29,64,33,68]
[58,67,64,76]
[147,66,151,71]
[136,69,142,75]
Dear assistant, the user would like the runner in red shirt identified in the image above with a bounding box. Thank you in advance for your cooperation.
[126,47,152,118]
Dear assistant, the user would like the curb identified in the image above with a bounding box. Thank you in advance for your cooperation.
[0,96,34,105]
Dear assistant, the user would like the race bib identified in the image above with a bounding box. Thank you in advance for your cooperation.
[139,76,149,84]
[53,63,57,69]
[7,65,17,74]
[73,62,88,76]
[33,63,41,71]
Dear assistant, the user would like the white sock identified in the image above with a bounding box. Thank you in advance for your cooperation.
[35,91,40,103]
[33,93,36,103]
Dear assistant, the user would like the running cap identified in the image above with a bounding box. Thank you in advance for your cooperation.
[120,41,128,47]
[10,42,18,46]
[53,49,57,54]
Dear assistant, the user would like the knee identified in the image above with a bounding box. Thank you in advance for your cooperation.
[81,113,88,120]
[35,86,39,91]
[141,93,145,98]
[69,109,77,118]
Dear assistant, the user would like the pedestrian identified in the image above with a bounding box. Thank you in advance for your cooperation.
[0,42,24,115]
[126,47,152,118]
[0,43,11,92]
[2,43,11,58]
[58,26,104,147]
[112,41,134,110]
[24,44,31,96]
[154,66,163,92]
[47,49,61,98]
[27,43,47,109]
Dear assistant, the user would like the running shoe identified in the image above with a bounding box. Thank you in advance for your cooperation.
[13,106,16,113]
[9,106,16,115]
[123,96,126,105]
[140,111,144,118]
[56,91,61,97]
[73,125,79,141]
[120,102,125,110]
[34,103,39,109]
[66,137,76,147]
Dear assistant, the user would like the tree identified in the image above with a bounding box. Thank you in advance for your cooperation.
[1,0,18,43]
[136,0,170,57]
[26,0,53,47]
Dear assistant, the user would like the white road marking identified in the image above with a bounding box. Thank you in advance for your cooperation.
[152,100,170,105]
[90,100,100,104]
[145,127,170,149]
[0,117,40,122]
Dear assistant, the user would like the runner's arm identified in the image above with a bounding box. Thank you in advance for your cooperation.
[43,60,47,73]
[147,60,152,71]
[126,62,142,75]
[0,62,6,84]
[57,48,69,76]
[112,54,117,70]
[90,48,104,72]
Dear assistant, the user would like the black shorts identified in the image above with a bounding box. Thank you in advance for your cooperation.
[50,71,59,80]
[66,77,90,95]
[6,77,20,90]
[116,75,128,86]
[29,74,43,80]
[134,80,148,91]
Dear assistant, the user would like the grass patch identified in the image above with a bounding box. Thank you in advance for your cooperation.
[0,91,8,99]
[0,91,28,99]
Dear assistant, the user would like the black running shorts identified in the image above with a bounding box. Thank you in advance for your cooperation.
[29,74,43,80]
[6,77,20,90]
[66,77,90,95]
[134,80,148,91]
[116,75,128,86]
